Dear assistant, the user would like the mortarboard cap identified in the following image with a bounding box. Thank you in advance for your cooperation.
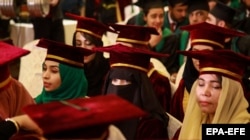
[65,13,116,39]
[0,41,30,82]
[178,49,250,81]
[0,41,29,66]
[22,94,147,135]
[110,24,159,46]
[36,38,94,68]
[210,1,236,23]
[180,22,246,49]
[187,0,209,13]
[93,44,169,72]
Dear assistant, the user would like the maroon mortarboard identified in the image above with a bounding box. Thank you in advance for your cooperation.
[180,22,246,49]
[65,13,116,39]
[36,38,94,68]
[93,43,169,72]
[0,41,30,84]
[177,50,250,81]
[110,24,159,46]
[210,1,236,24]
[22,94,147,135]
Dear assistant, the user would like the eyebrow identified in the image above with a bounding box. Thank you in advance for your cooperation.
[43,64,59,68]
[49,65,59,68]
[198,78,220,83]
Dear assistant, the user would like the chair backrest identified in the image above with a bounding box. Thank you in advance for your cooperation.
[19,39,46,98]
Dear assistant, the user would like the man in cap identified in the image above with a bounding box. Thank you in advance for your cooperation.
[164,0,189,33]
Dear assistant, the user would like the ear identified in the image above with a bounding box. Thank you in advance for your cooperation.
[217,20,226,27]
[143,13,147,22]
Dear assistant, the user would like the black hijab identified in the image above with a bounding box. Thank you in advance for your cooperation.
[182,56,199,93]
[102,67,169,139]
[84,52,110,96]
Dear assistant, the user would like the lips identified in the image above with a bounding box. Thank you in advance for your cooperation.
[199,101,210,106]
[43,82,51,88]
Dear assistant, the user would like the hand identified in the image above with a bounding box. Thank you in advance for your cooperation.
[170,73,177,84]
[149,28,162,48]
[11,114,43,135]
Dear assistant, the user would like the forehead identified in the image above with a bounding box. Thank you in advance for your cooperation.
[189,10,208,15]
[199,74,220,82]
[207,13,216,19]
[148,8,164,13]
[44,60,60,66]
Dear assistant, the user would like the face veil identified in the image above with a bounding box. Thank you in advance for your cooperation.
[102,67,169,139]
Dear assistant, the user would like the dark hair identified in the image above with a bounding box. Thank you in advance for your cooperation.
[168,0,189,7]
[143,1,165,16]
[72,31,103,47]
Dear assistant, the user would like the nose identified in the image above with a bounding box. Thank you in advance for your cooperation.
[79,43,86,48]
[192,14,197,20]
[43,70,50,79]
[156,17,162,23]
[202,85,211,97]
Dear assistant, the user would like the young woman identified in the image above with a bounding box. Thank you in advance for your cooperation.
[94,44,170,140]
[66,13,115,97]
[34,38,93,104]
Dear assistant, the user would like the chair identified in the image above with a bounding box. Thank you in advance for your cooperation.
[18,39,46,98]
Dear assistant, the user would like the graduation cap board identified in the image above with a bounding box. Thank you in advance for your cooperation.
[23,94,147,135]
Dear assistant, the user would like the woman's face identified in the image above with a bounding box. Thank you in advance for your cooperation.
[191,45,213,71]
[144,7,164,30]
[42,60,61,92]
[196,74,222,114]
[75,32,96,63]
